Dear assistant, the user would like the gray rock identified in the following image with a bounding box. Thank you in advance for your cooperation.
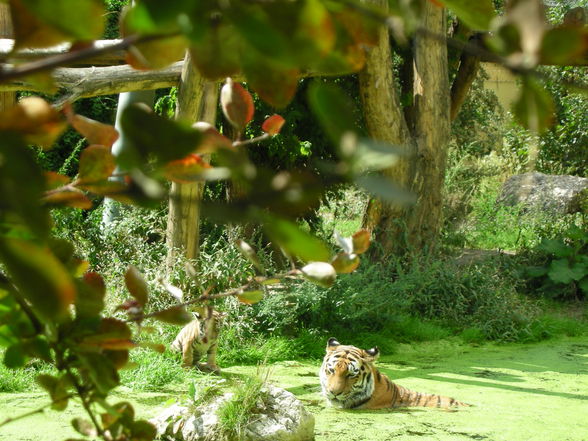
[496,172,588,214]
[151,385,315,441]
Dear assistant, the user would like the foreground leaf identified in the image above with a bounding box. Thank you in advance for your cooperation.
[0,238,76,322]
[237,290,264,305]
[301,262,337,288]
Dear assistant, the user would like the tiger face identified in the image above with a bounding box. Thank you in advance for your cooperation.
[319,337,380,409]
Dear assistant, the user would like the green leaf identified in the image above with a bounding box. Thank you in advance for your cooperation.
[188,23,241,80]
[438,0,495,31]
[151,306,193,325]
[20,0,105,41]
[4,343,25,368]
[538,239,573,258]
[131,420,157,441]
[78,352,120,394]
[526,265,548,278]
[37,373,70,410]
[124,265,149,308]
[547,259,585,284]
[512,77,555,134]
[119,104,203,170]
[77,145,116,185]
[301,262,337,288]
[579,277,588,295]
[262,215,331,263]
[0,134,51,238]
[237,290,264,305]
[307,82,359,144]
[540,27,588,65]
[355,175,416,205]
[0,238,76,322]
[75,272,106,318]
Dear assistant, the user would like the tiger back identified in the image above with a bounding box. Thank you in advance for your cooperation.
[171,308,223,373]
[319,338,469,410]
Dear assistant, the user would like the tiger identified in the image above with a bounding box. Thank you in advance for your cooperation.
[170,307,224,373]
[319,338,469,409]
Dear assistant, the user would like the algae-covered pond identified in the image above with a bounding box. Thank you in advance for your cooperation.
[1,337,587,441]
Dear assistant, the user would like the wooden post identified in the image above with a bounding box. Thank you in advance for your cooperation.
[0,3,16,111]
[165,52,218,273]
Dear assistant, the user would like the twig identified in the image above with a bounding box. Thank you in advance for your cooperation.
[0,32,179,82]
[129,269,301,323]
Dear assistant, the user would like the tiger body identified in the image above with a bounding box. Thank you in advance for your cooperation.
[171,309,222,373]
[320,338,468,410]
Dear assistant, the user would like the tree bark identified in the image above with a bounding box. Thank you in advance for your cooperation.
[165,53,218,273]
[358,0,415,251]
[0,5,15,111]
[359,0,450,256]
[409,0,450,251]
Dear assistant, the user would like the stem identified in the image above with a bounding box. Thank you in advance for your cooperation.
[65,366,105,439]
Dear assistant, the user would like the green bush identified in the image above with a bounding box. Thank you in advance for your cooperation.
[524,225,588,300]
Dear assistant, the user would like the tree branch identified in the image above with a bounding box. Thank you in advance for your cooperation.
[450,34,482,121]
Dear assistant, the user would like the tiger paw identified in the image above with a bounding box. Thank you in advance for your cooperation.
[197,363,221,374]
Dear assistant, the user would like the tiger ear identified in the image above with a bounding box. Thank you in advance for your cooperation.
[364,346,380,361]
[327,337,341,351]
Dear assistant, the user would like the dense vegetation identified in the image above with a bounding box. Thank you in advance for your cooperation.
[1,1,587,441]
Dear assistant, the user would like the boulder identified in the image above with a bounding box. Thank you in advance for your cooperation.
[496,172,588,214]
[151,385,315,441]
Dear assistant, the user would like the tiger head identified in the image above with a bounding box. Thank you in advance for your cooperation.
[319,337,380,408]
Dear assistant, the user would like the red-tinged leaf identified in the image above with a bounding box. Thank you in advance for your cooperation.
[244,60,299,109]
[152,306,192,325]
[76,179,127,196]
[352,230,371,254]
[220,78,254,132]
[9,0,68,49]
[297,0,336,56]
[80,338,136,351]
[163,153,211,183]
[44,171,70,190]
[192,122,233,153]
[124,265,148,307]
[78,145,116,184]
[331,252,360,274]
[262,115,286,136]
[301,262,337,288]
[64,104,119,148]
[72,418,97,437]
[0,238,76,322]
[237,290,264,305]
[0,96,66,149]
[42,189,93,209]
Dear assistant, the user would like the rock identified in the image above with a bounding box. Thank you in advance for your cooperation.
[496,172,588,214]
[151,385,315,441]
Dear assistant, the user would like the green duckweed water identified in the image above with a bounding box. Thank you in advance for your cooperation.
[1,337,587,441]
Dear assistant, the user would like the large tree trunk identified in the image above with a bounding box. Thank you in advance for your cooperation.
[165,53,218,273]
[409,1,450,250]
[359,0,450,255]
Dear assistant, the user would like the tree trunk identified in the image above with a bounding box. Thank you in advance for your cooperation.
[409,1,450,251]
[165,52,218,273]
[0,4,15,111]
[359,0,450,256]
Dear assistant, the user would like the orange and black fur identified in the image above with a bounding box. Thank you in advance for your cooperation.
[319,338,469,409]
